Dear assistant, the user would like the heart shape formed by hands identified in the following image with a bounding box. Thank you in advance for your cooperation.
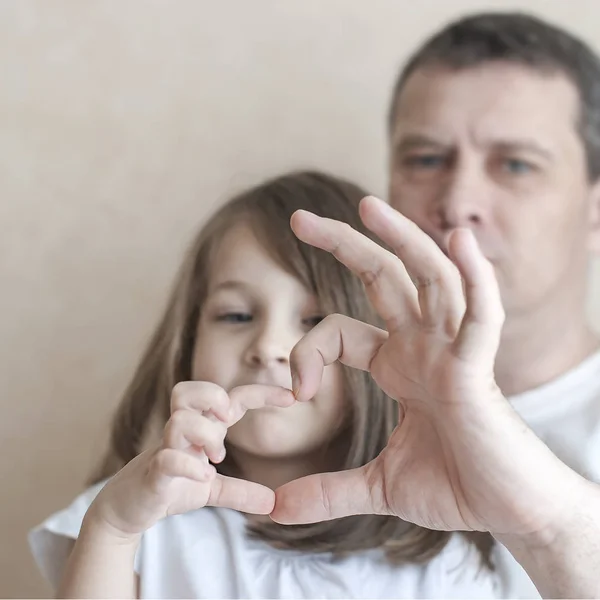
[90,197,582,546]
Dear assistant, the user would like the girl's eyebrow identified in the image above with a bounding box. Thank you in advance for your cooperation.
[211,280,249,293]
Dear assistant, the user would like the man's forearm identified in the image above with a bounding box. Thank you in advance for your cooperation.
[496,479,600,599]
[57,512,139,599]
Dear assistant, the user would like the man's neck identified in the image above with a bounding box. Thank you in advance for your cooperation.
[495,302,599,397]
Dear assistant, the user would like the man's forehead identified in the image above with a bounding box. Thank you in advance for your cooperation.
[391,63,581,146]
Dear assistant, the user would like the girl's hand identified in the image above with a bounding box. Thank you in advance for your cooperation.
[87,382,294,540]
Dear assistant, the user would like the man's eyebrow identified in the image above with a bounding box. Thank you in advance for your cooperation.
[393,134,450,154]
[493,139,555,161]
[393,134,555,161]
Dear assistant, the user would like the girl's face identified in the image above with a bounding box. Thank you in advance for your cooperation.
[191,223,346,463]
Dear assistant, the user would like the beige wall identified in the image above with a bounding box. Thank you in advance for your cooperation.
[2,1,600,596]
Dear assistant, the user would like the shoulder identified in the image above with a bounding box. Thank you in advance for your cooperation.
[34,481,106,536]
[28,480,107,590]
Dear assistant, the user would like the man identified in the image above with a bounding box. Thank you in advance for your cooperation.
[274,12,600,599]
[384,12,600,597]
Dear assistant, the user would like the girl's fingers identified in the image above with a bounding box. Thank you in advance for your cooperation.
[228,385,296,423]
[165,385,295,463]
[148,448,216,494]
[170,381,231,422]
[289,314,388,402]
[163,411,227,463]
[207,474,276,515]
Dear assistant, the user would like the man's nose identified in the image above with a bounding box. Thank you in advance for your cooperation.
[431,163,488,230]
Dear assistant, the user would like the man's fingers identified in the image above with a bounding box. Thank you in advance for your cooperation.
[449,229,505,364]
[289,314,388,402]
[208,474,275,515]
[358,196,466,333]
[271,466,380,524]
[291,209,420,330]
[228,385,296,422]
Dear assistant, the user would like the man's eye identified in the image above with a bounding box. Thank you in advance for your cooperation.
[503,158,534,174]
[403,155,446,169]
[302,316,324,329]
[216,312,252,323]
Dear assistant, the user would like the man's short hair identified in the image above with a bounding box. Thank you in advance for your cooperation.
[388,12,600,180]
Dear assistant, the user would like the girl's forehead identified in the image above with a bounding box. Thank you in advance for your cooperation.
[207,223,311,299]
[210,223,278,276]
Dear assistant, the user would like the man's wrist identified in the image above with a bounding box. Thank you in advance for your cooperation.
[494,478,600,598]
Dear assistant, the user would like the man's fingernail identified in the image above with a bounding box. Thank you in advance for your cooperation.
[291,373,301,399]
[376,197,395,213]
[465,228,478,249]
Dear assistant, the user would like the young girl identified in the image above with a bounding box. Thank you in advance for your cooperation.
[29,171,501,598]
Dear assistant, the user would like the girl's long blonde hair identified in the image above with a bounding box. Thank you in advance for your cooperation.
[90,170,493,566]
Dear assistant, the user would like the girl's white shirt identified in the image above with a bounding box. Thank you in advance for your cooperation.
[29,481,503,599]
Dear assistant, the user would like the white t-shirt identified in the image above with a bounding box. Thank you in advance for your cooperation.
[29,349,600,599]
[29,481,501,599]
[493,349,600,599]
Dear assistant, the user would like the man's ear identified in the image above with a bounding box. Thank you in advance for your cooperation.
[588,178,600,254]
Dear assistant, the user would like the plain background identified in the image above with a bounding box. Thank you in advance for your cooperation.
[2,1,600,596]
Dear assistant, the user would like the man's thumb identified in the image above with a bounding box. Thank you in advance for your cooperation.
[271,466,378,524]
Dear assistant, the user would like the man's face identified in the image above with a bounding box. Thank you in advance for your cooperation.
[388,63,600,316]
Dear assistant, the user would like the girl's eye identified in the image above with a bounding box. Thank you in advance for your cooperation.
[216,312,252,323]
[302,315,324,329]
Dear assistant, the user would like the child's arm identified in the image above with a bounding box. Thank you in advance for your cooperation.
[57,514,139,598]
